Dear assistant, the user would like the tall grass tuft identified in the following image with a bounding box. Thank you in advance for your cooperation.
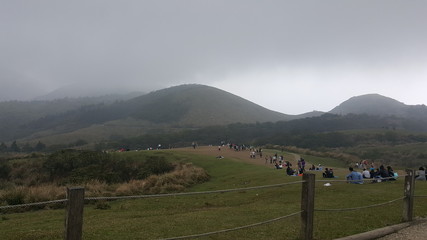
[0,162,210,209]
[142,163,210,194]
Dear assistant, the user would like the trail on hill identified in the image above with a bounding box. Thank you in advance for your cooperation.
[173,145,301,168]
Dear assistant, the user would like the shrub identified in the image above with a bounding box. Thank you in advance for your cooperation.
[1,187,26,205]
[42,150,175,184]
[0,161,11,180]
[94,200,111,210]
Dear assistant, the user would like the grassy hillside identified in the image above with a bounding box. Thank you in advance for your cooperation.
[330,93,427,120]
[1,148,426,240]
[0,84,292,144]
[125,84,292,125]
[0,94,141,142]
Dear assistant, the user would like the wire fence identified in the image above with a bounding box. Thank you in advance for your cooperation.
[85,180,305,201]
[314,197,405,212]
[316,175,404,183]
[0,170,423,240]
[0,181,304,210]
[0,198,67,210]
[159,211,303,240]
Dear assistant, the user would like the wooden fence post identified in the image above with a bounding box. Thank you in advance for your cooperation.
[403,169,415,222]
[300,173,315,240]
[65,187,85,240]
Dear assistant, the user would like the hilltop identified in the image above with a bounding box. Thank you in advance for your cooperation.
[1,85,427,147]
[329,93,427,119]
[0,84,296,144]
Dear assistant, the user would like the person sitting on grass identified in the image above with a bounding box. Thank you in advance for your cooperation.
[362,168,371,179]
[387,166,397,180]
[286,165,295,176]
[416,167,426,181]
[376,165,391,181]
[322,168,334,178]
[346,167,363,184]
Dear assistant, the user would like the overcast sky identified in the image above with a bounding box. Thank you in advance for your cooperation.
[1,1,427,114]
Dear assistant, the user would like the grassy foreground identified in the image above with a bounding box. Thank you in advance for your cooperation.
[1,149,427,240]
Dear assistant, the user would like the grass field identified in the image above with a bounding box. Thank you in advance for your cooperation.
[1,147,426,240]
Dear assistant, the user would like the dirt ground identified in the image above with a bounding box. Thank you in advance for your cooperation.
[173,145,301,168]
[375,219,427,240]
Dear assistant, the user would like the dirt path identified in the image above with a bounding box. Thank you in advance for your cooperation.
[173,145,301,168]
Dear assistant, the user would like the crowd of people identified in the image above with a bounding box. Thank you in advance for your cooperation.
[262,152,307,176]
[345,164,399,184]
[213,143,427,183]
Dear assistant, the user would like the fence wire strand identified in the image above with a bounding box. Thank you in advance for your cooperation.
[315,197,405,212]
[158,211,303,240]
[316,176,403,183]
[85,180,305,201]
[0,180,304,209]
[0,199,67,210]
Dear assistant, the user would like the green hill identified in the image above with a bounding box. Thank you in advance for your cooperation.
[329,93,427,119]
[0,84,293,144]
[126,84,292,125]
[2,86,427,148]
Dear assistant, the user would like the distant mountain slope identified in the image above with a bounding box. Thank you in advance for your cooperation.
[33,83,145,101]
[329,94,427,119]
[5,87,427,146]
[125,84,292,126]
[0,84,293,143]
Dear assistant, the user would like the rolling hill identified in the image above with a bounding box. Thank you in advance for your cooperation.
[2,86,427,146]
[329,93,427,119]
[0,84,296,144]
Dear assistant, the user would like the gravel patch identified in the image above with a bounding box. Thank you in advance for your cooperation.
[376,219,427,240]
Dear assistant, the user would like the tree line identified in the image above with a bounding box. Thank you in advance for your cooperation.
[0,139,89,153]
[97,114,427,151]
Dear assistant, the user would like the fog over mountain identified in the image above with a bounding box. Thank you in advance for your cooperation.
[1,1,427,114]
[1,84,427,146]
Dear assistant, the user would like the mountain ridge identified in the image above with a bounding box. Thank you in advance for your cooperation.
[1,84,426,145]
[329,93,427,119]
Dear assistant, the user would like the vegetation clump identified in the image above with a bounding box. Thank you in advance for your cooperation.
[0,150,210,209]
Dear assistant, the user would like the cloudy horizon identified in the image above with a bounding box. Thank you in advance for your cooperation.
[2,1,426,114]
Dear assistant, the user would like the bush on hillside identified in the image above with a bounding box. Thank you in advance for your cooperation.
[42,149,174,184]
[0,160,11,180]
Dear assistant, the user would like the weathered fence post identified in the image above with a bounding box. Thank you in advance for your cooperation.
[403,169,415,222]
[65,187,85,240]
[300,173,315,240]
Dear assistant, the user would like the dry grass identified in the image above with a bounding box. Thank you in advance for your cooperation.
[0,163,209,208]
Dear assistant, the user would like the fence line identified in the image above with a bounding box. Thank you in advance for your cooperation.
[0,170,421,240]
[0,199,67,210]
[0,180,305,210]
[314,197,405,212]
[85,180,305,202]
[316,175,403,183]
[159,211,303,240]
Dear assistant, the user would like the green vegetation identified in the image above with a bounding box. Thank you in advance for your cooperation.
[94,118,427,168]
[1,150,175,186]
[0,150,210,209]
[1,149,426,240]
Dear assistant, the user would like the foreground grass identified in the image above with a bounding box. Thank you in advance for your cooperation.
[1,149,427,240]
